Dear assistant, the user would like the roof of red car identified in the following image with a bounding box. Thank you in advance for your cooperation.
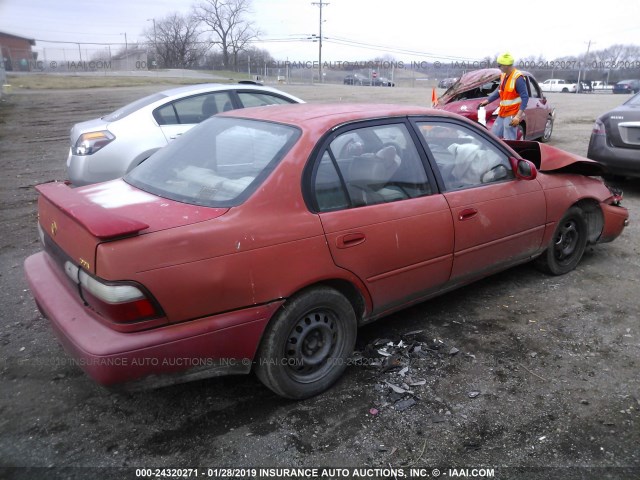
[219,103,458,128]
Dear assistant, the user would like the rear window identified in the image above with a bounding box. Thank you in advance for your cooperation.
[626,93,640,106]
[103,93,167,121]
[125,117,300,207]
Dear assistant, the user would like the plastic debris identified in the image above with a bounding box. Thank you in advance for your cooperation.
[394,398,417,411]
[386,382,413,395]
[468,391,481,398]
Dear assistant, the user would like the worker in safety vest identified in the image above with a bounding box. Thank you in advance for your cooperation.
[479,53,529,140]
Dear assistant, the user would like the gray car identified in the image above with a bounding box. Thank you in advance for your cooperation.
[587,91,640,178]
[67,83,304,186]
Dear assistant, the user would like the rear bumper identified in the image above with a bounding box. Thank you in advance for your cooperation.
[24,252,282,387]
[67,149,118,186]
[587,135,640,177]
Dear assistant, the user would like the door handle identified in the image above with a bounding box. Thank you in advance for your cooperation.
[458,208,478,221]
[336,233,366,248]
[169,133,184,140]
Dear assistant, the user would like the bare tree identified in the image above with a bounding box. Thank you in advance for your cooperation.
[235,46,274,73]
[145,13,204,68]
[194,0,260,69]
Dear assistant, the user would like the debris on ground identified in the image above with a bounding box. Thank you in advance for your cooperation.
[353,332,476,415]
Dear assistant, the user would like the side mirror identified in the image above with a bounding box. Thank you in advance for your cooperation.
[509,157,538,180]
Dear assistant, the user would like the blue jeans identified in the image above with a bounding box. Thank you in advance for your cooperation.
[492,115,518,140]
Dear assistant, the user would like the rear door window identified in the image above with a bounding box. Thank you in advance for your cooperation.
[310,122,433,211]
[153,92,234,125]
[238,92,298,108]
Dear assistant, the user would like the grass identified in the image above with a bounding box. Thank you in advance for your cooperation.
[4,69,437,91]
[5,70,254,90]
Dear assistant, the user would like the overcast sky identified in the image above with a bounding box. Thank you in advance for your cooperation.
[1,0,639,63]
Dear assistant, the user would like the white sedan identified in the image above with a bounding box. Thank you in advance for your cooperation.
[67,83,304,186]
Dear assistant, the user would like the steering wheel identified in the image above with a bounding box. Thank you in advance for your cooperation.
[481,164,509,183]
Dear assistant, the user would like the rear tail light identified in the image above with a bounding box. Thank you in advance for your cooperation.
[64,261,162,323]
[72,130,115,155]
[592,119,606,136]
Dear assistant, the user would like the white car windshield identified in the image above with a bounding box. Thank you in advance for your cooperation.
[125,116,300,207]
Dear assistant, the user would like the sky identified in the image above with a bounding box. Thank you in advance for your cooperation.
[1,0,639,64]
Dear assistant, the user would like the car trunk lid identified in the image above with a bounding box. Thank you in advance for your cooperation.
[604,105,640,149]
[70,118,110,145]
[36,180,228,274]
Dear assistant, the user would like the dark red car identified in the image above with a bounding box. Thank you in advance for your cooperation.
[436,68,555,142]
[24,104,628,399]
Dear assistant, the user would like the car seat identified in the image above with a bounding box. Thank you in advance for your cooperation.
[347,146,404,205]
[201,96,219,118]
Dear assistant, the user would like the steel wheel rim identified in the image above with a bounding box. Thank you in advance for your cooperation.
[554,219,579,264]
[285,309,339,383]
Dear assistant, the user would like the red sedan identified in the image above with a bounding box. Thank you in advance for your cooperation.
[436,68,555,142]
[24,104,628,399]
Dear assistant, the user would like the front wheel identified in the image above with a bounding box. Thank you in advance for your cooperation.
[255,287,357,399]
[535,207,588,275]
[539,116,554,143]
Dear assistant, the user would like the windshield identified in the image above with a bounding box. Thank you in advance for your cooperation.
[125,116,300,207]
[103,93,167,121]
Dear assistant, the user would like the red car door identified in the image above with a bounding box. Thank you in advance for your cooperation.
[416,119,546,281]
[310,122,455,315]
[444,181,545,280]
[523,76,547,139]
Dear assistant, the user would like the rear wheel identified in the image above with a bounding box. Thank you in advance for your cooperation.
[255,287,357,399]
[535,207,588,275]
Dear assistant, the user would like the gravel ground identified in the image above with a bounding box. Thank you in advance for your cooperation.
[0,82,638,480]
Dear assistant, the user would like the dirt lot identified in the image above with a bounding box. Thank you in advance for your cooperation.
[0,81,638,480]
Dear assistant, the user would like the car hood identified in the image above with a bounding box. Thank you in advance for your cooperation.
[505,140,606,176]
[438,68,502,105]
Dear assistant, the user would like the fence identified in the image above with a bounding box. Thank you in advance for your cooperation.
[3,43,640,88]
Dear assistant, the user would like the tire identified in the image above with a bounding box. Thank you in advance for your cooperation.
[255,287,357,399]
[535,207,588,275]
[562,88,569,93]
[539,116,554,143]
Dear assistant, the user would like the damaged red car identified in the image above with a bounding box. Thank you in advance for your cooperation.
[24,104,628,399]
[436,68,555,142]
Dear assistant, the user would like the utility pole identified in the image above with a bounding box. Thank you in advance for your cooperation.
[311,1,329,83]
[147,19,157,68]
[577,40,593,93]
[121,32,129,70]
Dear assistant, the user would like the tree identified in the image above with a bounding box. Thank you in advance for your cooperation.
[236,46,274,72]
[194,0,260,69]
[144,13,204,68]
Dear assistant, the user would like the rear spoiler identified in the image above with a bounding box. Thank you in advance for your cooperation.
[36,182,149,240]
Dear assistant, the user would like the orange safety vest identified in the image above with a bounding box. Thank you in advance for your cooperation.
[498,69,523,117]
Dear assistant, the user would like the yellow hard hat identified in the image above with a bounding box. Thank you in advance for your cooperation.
[497,53,514,65]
